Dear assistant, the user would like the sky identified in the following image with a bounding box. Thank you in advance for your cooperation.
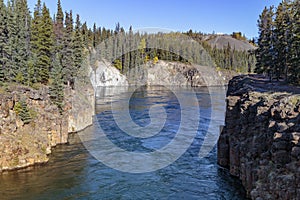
[27,0,282,39]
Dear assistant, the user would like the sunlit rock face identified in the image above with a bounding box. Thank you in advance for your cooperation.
[90,60,128,90]
[0,83,95,172]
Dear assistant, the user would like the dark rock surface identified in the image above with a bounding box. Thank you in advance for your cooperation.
[218,75,300,200]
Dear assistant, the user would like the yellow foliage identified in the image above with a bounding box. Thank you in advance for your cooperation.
[153,56,159,64]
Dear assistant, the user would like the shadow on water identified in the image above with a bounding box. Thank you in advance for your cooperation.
[0,86,248,200]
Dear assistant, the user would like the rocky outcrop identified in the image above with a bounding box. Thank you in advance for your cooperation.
[218,75,300,200]
[0,83,94,172]
[90,60,128,90]
[90,60,236,88]
[68,82,95,133]
[128,61,237,87]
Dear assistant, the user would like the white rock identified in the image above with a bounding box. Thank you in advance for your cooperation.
[90,60,128,90]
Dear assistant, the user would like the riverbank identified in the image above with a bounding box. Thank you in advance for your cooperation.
[218,75,300,199]
[0,82,95,172]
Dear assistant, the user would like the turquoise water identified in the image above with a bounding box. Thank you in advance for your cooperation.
[0,86,247,200]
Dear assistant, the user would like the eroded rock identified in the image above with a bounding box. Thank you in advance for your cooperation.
[218,75,300,199]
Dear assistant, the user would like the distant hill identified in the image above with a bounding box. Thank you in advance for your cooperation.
[204,35,256,51]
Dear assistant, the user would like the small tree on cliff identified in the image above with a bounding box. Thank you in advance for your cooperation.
[14,100,32,124]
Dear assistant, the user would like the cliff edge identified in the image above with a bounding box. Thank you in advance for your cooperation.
[0,81,95,172]
[218,75,300,199]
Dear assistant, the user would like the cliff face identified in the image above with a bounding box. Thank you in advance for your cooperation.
[90,60,237,88]
[218,75,300,200]
[90,60,128,89]
[0,83,94,172]
[145,61,236,87]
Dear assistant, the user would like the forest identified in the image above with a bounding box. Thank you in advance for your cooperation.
[3,0,296,111]
[255,0,300,84]
[0,0,257,85]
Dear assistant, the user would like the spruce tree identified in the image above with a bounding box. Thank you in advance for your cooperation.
[73,14,84,78]
[255,6,275,79]
[274,2,287,80]
[30,0,42,83]
[6,0,18,82]
[15,99,32,124]
[0,0,8,83]
[81,22,89,47]
[37,3,54,84]
[290,0,300,83]
[14,0,31,84]
[54,0,64,54]
[50,53,64,112]
[62,11,75,87]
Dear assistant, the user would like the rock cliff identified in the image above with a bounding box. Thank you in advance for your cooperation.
[0,83,94,172]
[218,75,300,199]
[91,60,237,87]
[90,60,128,90]
[144,61,236,87]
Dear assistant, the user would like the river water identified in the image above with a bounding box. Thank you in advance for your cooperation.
[0,86,247,200]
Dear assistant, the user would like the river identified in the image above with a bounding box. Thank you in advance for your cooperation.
[0,86,247,200]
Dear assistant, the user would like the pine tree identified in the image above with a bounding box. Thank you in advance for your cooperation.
[50,53,64,112]
[54,0,64,54]
[73,14,84,78]
[62,11,75,87]
[15,0,31,84]
[255,6,275,79]
[30,0,42,83]
[37,3,54,84]
[14,99,32,124]
[0,0,8,83]
[6,0,18,81]
[274,2,286,80]
[290,0,300,83]
[81,22,89,47]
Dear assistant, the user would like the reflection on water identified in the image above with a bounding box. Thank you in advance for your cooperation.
[0,86,247,200]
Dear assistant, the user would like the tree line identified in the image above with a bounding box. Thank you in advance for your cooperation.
[0,0,85,110]
[88,27,256,75]
[0,0,259,107]
[255,0,300,84]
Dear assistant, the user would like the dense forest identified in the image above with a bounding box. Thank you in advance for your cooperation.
[0,0,86,109]
[89,28,256,75]
[0,0,257,86]
[0,0,269,111]
[255,0,300,84]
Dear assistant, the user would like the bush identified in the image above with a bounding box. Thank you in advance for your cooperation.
[14,100,32,124]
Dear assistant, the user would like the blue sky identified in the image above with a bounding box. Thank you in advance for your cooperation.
[27,0,282,38]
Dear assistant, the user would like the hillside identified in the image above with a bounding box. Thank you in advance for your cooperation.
[205,35,256,51]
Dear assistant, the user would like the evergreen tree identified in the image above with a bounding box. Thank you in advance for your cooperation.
[54,0,64,53]
[30,0,42,83]
[73,14,84,77]
[37,3,54,84]
[274,2,286,80]
[290,0,300,83]
[81,22,89,47]
[14,99,32,124]
[6,0,18,81]
[50,53,64,112]
[62,11,75,87]
[15,0,31,84]
[0,0,8,83]
[255,6,275,79]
